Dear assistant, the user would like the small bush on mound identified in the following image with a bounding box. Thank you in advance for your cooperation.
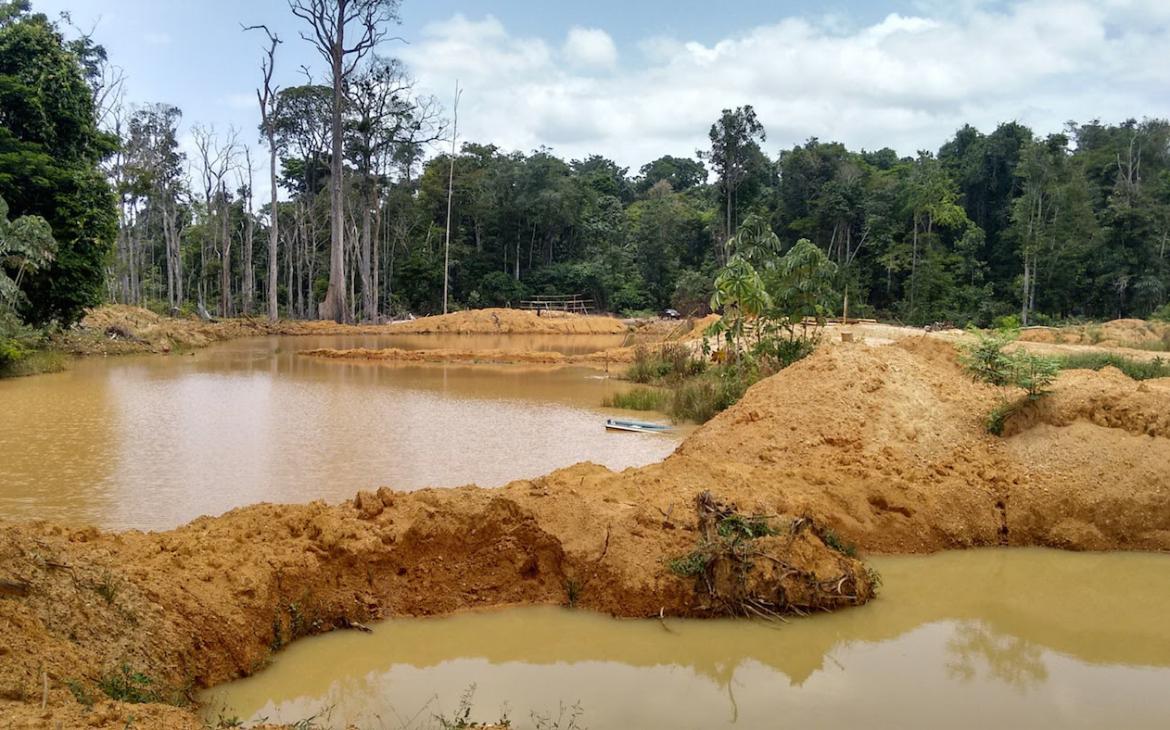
[602,387,668,411]
[669,367,754,423]
[986,400,1024,436]
[1056,353,1170,381]
[960,329,1059,433]
[98,664,160,704]
[626,343,705,384]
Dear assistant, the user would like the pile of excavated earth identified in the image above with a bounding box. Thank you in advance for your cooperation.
[301,314,718,366]
[1018,318,1170,349]
[3,313,1170,727]
[60,306,637,356]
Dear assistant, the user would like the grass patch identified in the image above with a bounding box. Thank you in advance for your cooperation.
[0,348,66,378]
[66,679,95,708]
[97,663,192,708]
[986,399,1025,436]
[668,367,754,423]
[1055,352,1170,380]
[626,343,704,384]
[602,387,668,411]
[667,550,710,578]
[94,571,120,605]
[817,527,858,558]
[98,664,159,705]
[564,579,581,608]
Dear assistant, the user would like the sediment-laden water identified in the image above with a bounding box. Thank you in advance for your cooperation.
[0,334,677,530]
[202,549,1170,729]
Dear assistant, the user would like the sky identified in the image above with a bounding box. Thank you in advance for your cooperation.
[30,0,1170,181]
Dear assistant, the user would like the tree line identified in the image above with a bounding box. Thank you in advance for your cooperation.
[2,0,1169,347]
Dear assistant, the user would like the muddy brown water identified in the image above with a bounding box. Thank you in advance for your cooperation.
[201,549,1170,729]
[0,334,679,531]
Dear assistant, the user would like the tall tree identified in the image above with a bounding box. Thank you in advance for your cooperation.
[701,106,766,258]
[246,23,282,322]
[346,57,441,321]
[0,2,116,324]
[289,0,401,322]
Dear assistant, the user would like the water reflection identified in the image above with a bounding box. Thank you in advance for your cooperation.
[0,335,680,530]
[204,550,1170,729]
[945,620,1048,690]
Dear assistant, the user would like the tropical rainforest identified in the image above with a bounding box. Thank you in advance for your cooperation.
[2,0,1169,363]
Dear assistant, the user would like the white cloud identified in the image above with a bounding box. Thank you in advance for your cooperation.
[400,2,1170,168]
[562,27,618,70]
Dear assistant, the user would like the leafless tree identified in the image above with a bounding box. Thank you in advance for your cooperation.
[238,146,256,315]
[192,125,240,317]
[289,0,402,322]
[245,24,283,322]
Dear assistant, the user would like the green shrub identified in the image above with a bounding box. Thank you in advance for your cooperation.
[626,343,704,384]
[602,387,669,411]
[753,335,816,369]
[668,367,752,423]
[98,664,158,704]
[668,551,709,577]
[1152,303,1170,323]
[959,330,1016,387]
[992,314,1021,332]
[626,345,672,383]
[1012,351,1060,399]
[819,528,857,558]
[986,400,1023,436]
[961,330,1059,434]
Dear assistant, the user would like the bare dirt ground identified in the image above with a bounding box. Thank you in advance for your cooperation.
[3,332,1169,727]
[1017,318,1170,350]
[380,308,630,335]
[57,306,635,357]
[302,315,720,367]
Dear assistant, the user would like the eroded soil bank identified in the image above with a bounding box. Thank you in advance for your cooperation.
[59,306,637,357]
[3,336,1169,727]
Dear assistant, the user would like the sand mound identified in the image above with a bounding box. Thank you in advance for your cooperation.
[1019,319,1170,350]
[6,333,1170,725]
[1002,367,1170,439]
[386,308,629,335]
[69,305,397,355]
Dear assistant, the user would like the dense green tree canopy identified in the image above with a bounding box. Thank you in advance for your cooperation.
[0,0,115,324]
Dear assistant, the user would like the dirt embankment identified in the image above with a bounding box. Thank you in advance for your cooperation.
[1017,318,1170,350]
[4,336,1170,726]
[301,314,719,367]
[62,305,391,356]
[382,308,630,335]
[57,306,637,358]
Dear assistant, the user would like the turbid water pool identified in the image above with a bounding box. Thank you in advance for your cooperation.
[0,334,678,531]
[202,549,1170,730]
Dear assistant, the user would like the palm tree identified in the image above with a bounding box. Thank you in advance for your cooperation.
[0,195,56,312]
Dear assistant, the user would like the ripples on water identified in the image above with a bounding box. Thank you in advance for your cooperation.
[0,334,679,530]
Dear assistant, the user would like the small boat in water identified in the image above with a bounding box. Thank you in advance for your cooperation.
[605,418,673,434]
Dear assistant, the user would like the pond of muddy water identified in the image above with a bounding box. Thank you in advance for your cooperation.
[202,549,1170,730]
[0,334,677,530]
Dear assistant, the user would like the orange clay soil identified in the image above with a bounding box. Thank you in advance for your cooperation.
[4,337,1170,727]
[1017,318,1170,350]
[301,345,650,367]
[299,315,719,367]
[60,305,634,357]
[381,307,629,335]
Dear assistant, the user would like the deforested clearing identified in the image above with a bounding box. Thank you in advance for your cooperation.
[3,336,1168,726]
